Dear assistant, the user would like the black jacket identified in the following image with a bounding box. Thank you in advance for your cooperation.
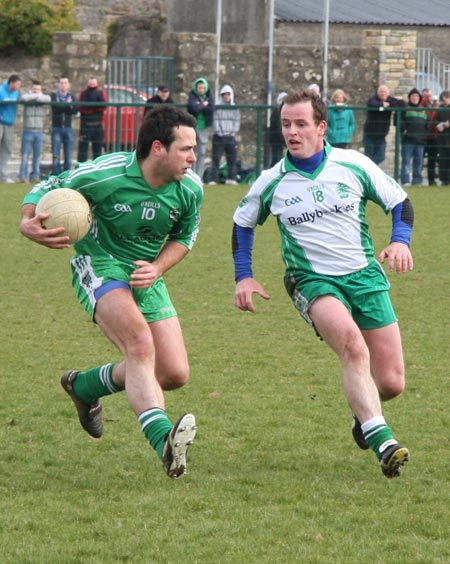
[79,86,107,125]
[50,91,78,128]
[144,94,174,115]
[401,104,428,145]
[187,89,215,127]
[363,93,405,138]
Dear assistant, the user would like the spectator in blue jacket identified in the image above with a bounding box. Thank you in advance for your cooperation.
[0,74,22,183]
[187,78,215,180]
[326,89,356,149]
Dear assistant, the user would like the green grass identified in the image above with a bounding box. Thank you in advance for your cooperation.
[1,182,450,564]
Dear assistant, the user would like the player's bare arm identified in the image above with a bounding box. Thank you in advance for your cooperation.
[234,277,270,312]
[130,241,189,288]
[19,204,70,249]
[378,242,413,273]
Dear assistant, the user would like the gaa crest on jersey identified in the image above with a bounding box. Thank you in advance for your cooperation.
[169,208,181,222]
[336,183,350,199]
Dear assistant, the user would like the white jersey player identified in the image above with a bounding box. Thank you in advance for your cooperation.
[232,89,414,479]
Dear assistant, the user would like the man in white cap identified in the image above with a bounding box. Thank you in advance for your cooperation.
[209,84,241,185]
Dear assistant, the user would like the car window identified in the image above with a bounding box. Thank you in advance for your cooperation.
[106,87,147,104]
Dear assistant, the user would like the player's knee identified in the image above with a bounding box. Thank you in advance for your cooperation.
[158,363,190,390]
[379,373,405,400]
[124,329,154,362]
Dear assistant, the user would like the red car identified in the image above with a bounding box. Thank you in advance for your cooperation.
[103,84,148,151]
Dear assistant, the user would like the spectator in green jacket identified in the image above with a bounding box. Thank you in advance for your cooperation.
[187,78,215,180]
[326,89,355,149]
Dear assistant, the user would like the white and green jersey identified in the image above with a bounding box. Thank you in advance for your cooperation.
[24,152,203,264]
[233,146,407,276]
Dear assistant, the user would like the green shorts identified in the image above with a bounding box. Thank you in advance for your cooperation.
[284,261,397,331]
[70,254,177,323]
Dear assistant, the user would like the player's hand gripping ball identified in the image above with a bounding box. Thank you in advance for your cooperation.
[35,188,92,244]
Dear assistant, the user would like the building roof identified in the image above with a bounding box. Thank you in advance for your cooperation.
[275,0,450,27]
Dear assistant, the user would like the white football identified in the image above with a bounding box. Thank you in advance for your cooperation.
[35,189,92,244]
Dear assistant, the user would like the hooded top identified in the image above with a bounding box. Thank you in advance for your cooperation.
[276,91,288,106]
[187,78,215,130]
[407,88,422,105]
[402,88,428,144]
[213,84,240,136]
[219,84,234,104]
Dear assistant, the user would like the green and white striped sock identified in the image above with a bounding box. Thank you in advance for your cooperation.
[362,416,398,460]
[72,363,123,403]
[139,408,173,459]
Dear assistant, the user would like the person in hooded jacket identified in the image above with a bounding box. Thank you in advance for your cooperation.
[400,88,428,186]
[187,78,215,180]
[209,84,240,185]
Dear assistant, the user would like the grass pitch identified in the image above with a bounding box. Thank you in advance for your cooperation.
[1,182,450,564]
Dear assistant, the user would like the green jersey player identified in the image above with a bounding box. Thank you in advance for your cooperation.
[20,106,202,479]
[232,89,414,479]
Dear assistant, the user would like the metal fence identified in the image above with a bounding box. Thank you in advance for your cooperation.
[106,56,175,98]
[6,99,450,185]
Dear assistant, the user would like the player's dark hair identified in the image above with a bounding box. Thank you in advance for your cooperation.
[137,105,197,159]
[281,88,328,124]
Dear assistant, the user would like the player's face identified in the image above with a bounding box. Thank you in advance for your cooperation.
[281,101,326,159]
[162,125,197,181]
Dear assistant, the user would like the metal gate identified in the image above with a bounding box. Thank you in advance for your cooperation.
[104,56,175,151]
[106,56,174,95]
[416,48,450,97]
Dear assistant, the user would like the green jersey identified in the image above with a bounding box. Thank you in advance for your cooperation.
[23,152,203,265]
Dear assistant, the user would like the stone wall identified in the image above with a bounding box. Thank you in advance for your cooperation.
[0,4,441,177]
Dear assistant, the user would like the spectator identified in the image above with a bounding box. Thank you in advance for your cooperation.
[50,77,78,175]
[400,88,428,186]
[363,85,405,165]
[267,91,287,167]
[209,84,240,185]
[326,89,356,149]
[77,77,107,163]
[421,88,439,185]
[187,77,215,180]
[144,85,174,116]
[0,74,22,183]
[436,90,450,186]
[18,80,51,183]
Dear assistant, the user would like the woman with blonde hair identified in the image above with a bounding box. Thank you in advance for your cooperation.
[327,89,355,148]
